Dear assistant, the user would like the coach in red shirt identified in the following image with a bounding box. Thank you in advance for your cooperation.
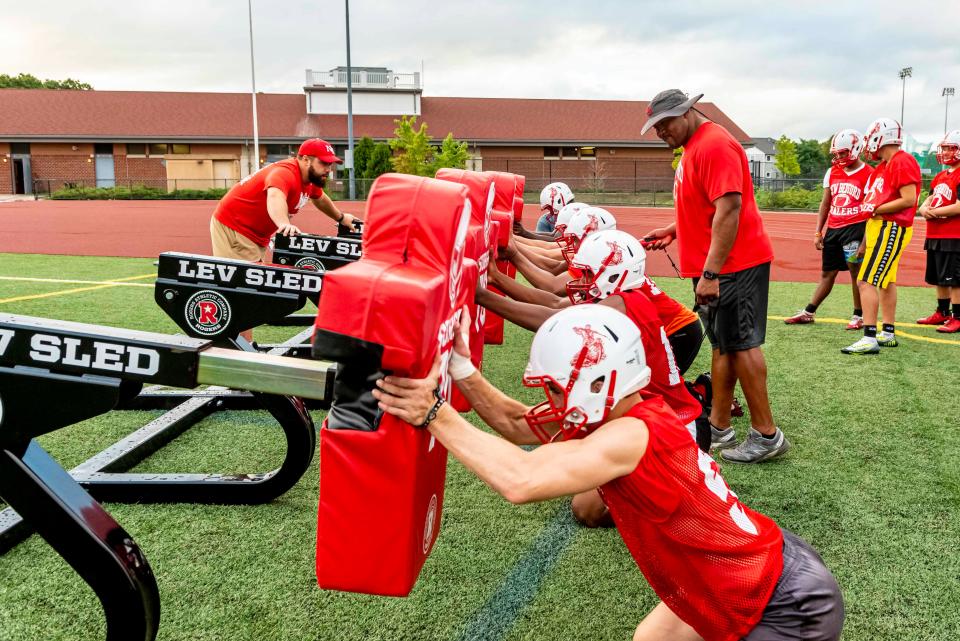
[643,89,788,465]
[210,138,359,263]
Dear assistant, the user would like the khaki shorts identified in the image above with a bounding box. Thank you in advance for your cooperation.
[210,217,266,262]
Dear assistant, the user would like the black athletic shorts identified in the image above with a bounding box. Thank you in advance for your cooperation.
[668,319,704,376]
[822,222,866,272]
[924,238,960,287]
[693,262,770,355]
[742,529,845,641]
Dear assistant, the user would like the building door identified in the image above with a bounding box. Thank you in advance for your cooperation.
[94,143,115,188]
[11,156,31,194]
[213,159,238,189]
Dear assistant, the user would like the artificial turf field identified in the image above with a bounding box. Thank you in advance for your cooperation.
[0,252,959,641]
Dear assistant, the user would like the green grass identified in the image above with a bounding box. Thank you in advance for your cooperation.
[0,253,959,640]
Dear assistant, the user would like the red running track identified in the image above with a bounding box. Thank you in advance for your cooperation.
[0,200,928,286]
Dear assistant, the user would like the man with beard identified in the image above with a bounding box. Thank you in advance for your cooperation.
[210,138,358,263]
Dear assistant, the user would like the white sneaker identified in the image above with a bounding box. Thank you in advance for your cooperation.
[841,336,880,355]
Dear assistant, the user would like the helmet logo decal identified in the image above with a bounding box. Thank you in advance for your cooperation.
[605,241,623,265]
[571,325,606,368]
[584,215,599,236]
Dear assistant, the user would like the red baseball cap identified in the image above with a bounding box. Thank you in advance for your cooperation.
[297,138,342,163]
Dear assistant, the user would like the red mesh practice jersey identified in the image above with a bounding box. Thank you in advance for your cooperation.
[862,150,922,228]
[601,397,783,641]
[926,168,960,239]
[638,276,700,336]
[673,122,774,277]
[214,158,324,247]
[612,290,703,424]
[823,163,872,229]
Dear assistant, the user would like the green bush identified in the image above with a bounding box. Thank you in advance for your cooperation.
[51,185,228,200]
[754,185,824,211]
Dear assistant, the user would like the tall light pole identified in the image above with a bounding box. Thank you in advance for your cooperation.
[944,87,955,135]
[247,0,260,176]
[345,0,356,200]
[898,66,912,129]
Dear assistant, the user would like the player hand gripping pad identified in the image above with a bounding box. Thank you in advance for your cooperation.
[312,173,474,596]
[435,169,497,411]
[484,171,525,344]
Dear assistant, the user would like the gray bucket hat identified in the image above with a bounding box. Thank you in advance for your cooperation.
[640,89,704,135]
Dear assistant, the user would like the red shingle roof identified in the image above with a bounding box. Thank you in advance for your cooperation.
[0,89,750,144]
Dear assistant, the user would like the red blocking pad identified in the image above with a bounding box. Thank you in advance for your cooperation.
[312,173,473,596]
[434,169,496,411]
[483,171,526,344]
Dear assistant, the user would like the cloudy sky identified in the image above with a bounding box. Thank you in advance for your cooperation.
[3,1,959,142]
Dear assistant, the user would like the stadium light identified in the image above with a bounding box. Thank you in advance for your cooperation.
[247,0,260,175]
[345,0,356,200]
[944,87,955,135]
[898,67,912,129]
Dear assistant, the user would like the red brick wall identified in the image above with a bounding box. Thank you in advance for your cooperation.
[114,155,167,189]
[0,143,11,194]
[30,143,96,193]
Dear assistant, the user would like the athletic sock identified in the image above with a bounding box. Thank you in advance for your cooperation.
[938,298,951,315]
[953,303,960,318]
[864,325,877,338]
[759,429,779,440]
[882,323,895,335]
[804,303,818,314]
[853,308,863,317]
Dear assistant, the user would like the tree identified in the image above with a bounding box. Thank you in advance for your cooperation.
[672,147,684,170]
[796,138,830,178]
[352,137,375,179]
[363,143,393,180]
[429,133,469,173]
[774,135,801,176]
[0,73,92,90]
[389,116,434,176]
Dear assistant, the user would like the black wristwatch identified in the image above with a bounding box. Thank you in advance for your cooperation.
[414,388,446,429]
[702,270,719,281]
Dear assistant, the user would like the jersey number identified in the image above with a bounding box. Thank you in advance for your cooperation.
[696,450,759,535]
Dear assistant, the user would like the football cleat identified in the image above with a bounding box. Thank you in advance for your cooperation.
[937,317,960,333]
[841,337,880,354]
[784,310,815,325]
[917,310,951,325]
[877,332,898,347]
[846,315,864,330]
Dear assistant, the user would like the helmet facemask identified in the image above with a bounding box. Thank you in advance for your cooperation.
[937,143,960,166]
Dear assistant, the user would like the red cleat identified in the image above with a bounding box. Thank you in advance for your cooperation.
[937,317,960,333]
[917,310,951,325]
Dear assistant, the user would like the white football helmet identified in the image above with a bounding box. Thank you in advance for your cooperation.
[936,129,960,166]
[864,118,903,160]
[539,182,575,216]
[567,230,647,304]
[523,305,651,443]
[830,129,864,167]
[554,202,589,235]
[557,207,617,263]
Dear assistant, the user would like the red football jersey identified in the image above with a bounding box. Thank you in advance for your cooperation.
[673,122,774,277]
[926,168,960,239]
[601,397,783,641]
[823,163,872,229]
[638,276,699,336]
[612,290,703,424]
[214,158,324,247]
[862,150,922,228]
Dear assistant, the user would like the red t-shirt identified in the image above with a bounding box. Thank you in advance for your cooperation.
[214,158,324,246]
[673,122,774,277]
[612,290,703,424]
[601,397,783,641]
[926,168,960,239]
[822,163,872,229]
[638,276,699,336]
[862,150,922,228]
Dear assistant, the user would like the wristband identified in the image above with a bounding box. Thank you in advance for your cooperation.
[448,351,477,381]
[413,388,446,429]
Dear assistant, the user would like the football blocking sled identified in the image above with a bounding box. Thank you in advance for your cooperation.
[312,173,474,596]
[435,168,497,412]
[271,232,363,272]
[483,171,526,345]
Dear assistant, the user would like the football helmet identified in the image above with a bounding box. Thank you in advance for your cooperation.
[830,129,864,167]
[566,230,647,304]
[936,129,960,166]
[539,182,575,216]
[554,202,589,235]
[523,305,651,443]
[557,207,617,263]
[864,118,902,160]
